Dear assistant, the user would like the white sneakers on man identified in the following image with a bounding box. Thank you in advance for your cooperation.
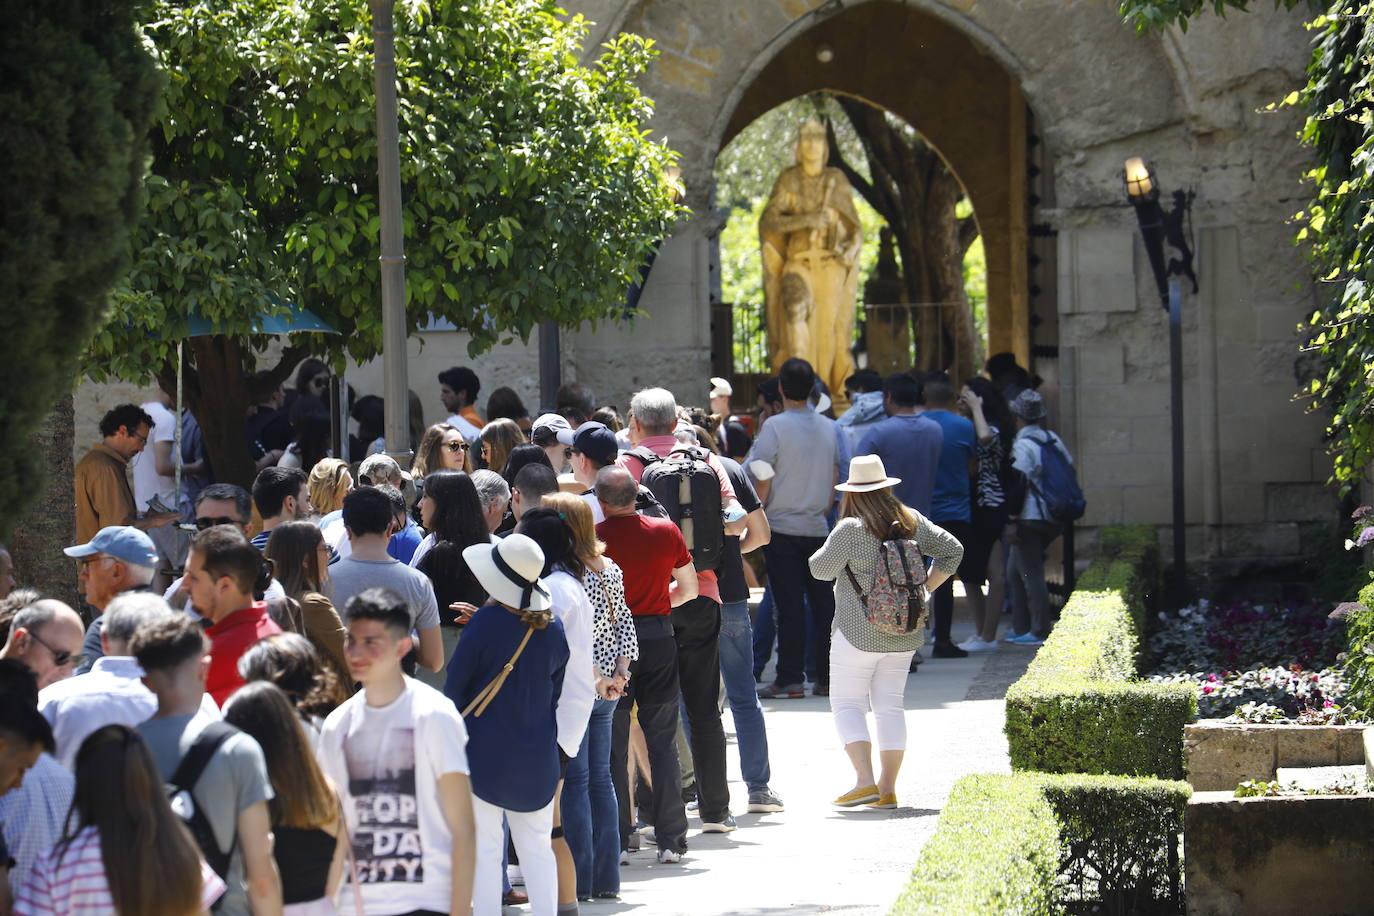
[956,636,999,653]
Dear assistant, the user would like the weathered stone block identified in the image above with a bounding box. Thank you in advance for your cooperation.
[1220,522,1301,557]
[1254,306,1303,343]
[1078,417,1132,455]
[1078,341,1124,384]
[1274,725,1338,768]
[1265,482,1336,523]
[1184,722,1276,791]
[1058,229,1137,314]
[1186,794,1374,915]
[1121,485,1173,527]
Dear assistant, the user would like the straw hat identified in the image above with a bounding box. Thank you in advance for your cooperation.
[834,455,902,493]
[462,534,552,612]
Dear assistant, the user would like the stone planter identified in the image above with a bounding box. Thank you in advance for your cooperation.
[1186,791,1374,915]
[1183,720,1365,791]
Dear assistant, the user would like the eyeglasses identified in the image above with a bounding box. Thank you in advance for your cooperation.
[564,448,573,461]
[442,441,469,453]
[195,516,242,530]
[28,628,82,669]
[76,555,114,571]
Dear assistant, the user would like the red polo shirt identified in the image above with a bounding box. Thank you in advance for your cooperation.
[597,514,692,616]
[205,601,281,706]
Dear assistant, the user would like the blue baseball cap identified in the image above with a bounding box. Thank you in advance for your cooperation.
[556,421,619,465]
[64,526,159,568]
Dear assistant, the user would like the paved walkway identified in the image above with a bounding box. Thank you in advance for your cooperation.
[566,611,1035,915]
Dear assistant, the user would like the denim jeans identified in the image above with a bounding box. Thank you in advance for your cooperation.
[561,697,619,897]
[763,533,835,687]
[719,600,772,791]
[752,586,820,681]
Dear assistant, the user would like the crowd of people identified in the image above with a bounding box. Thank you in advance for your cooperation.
[0,352,1074,915]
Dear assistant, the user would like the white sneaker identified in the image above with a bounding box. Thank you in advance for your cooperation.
[956,637,997,652]
[657,848,683,864]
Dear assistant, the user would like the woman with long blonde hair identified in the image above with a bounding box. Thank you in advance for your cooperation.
[808,455,963,811]
[542,492,637,900]
[15,725,223,916]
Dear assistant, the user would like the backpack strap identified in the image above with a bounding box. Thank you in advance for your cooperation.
[462,624,536,718]
[843,565,868,606]
[171,721,237,797]
[626,447,661,473]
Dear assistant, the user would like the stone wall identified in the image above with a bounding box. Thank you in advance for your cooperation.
[73,0,1334,570]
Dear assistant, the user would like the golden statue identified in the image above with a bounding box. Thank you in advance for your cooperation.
[759,119,864,398]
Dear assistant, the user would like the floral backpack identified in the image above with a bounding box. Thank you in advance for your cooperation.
[843,537,929,636]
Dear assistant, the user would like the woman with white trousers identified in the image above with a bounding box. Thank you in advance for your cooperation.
[809,455,964,810]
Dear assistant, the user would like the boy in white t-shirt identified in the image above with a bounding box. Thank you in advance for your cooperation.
[317,587,475,916]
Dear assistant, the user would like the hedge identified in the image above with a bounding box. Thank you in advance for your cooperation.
[893,773,1191,915]
[1004,526,1197,779]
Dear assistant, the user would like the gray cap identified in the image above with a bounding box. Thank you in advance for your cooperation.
[1009,389,1046,422]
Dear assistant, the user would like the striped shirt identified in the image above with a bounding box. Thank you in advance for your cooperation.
[13,825,225,916]
[974,427,1007,509]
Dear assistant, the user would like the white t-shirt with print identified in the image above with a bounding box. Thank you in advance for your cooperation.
[316,678,469,916]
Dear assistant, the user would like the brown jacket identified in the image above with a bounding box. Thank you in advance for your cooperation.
[300,591,351,690]
[75,443,135,544]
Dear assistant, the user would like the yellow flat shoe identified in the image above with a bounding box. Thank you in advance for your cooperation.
[866,794,898,809]
[834,785,880,807]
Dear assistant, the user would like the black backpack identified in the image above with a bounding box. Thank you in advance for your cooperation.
[629,445,724,571]
[166,721,239,883]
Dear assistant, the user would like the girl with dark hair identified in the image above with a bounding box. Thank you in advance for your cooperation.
[412,471,490,649]
[238,632,349,735]
[956,377,1017,652]
[222,682,346,915]
[14,725,223,916]
[350,394,386,457]
[264,521,349,682]
[485,386,531,432]
[293,358,330,401]
[500,442,552,486]
[515,507,597,912]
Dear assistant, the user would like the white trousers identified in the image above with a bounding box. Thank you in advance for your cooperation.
[472,794,557,916]
[828,629,915,751]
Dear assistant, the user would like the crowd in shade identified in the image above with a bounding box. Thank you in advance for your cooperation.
[0,351,1071,914]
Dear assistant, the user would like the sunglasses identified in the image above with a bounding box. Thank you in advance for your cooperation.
[195,516,242,530]
[29,628,82,668]
[443,441,469,453]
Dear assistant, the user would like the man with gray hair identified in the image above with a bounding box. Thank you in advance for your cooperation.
[0,600,84,690]
[37,593,218,769]
[469,469,511,535]
[618,387,747,835]
[62,525,160,673]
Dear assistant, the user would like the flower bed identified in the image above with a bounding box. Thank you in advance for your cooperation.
[1143,599,1362,723]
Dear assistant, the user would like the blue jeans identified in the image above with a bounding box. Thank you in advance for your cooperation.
[752,587,820,681]
[719,600,772,791]
[561,697,619,896]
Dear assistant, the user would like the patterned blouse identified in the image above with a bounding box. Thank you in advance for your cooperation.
[809,514,965,653]
[974,426,1007,509]
[583,560,640,678]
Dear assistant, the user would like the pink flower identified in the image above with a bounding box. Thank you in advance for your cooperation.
[1208,673,1219,682]
[1202,685,1214,694]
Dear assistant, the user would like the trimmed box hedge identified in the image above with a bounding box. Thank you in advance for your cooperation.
[1004,526,1197,779]
[893,773,1191,915]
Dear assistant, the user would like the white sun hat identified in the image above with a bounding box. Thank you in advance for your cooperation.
[834,454,902,493]
[462,533,552,612]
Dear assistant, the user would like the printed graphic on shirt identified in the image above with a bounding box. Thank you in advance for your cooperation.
[345,728,423,883]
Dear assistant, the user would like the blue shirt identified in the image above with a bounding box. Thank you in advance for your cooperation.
[388,517,423,564]
[856,413,944,517]
[922,409,977,522]
[445,605,568,811]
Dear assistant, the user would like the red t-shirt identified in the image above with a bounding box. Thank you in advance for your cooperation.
[205,601,282,706]
[597,514,692,616]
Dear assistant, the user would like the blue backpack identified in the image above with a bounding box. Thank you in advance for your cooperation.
[1027,432,1085,523]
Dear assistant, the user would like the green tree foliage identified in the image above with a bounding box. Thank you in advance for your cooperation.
[1123,0,1373,492]
[0,1,159,541]
[90,0,680,485]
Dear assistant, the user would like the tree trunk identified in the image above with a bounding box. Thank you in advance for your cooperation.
[12,396,80,608]
[828,98,979,383]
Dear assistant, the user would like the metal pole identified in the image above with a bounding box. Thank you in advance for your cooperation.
[1168,277,1187,606]
[369,0,410,461]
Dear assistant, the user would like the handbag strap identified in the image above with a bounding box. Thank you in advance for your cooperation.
[591,566,616,625]
[462,624,536,718]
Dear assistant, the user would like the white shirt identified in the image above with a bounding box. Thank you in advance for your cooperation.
[446,413,483,443]
[545,570,596,757]
[316,679,469,915]
[130,400,177,510]
[38,656,220,770]
[579,491,606,524]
